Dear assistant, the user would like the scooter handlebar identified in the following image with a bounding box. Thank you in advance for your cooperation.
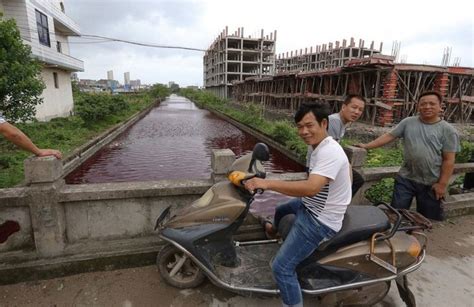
[227,171,265,195]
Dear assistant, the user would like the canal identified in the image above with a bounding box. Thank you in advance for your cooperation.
[65,95,304,184]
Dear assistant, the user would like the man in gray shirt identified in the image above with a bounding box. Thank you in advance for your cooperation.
[307,95,366,196]
[357,91,459,220]
[0,113,62,159]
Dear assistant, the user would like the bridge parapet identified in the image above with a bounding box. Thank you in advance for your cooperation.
[0,149,473,284]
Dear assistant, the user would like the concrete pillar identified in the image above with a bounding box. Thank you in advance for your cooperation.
[211,149,236,182]
[343,145,367,169]
[433,73,449,98]
[24,156,66,257]
[343,146,370,205]
[24,156,63,185]
[380,70,398,126]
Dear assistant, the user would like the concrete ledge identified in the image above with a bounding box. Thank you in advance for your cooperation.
[0,244,159,286]
[59,180,212,202]
[444,193,474,218]
[363,166,399,181]
[0,187,29,206]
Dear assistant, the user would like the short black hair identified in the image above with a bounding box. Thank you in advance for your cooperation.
[294,101,331,125]
[419,91,443,104]
[344,94,366,105]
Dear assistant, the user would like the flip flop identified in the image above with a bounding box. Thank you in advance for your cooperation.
[257,216,279,239]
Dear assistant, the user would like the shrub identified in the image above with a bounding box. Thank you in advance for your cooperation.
[457,140,474,163]
[75,93,129,123]
[365,178,395,203]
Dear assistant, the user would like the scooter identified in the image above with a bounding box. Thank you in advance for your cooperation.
[155,143,431,306]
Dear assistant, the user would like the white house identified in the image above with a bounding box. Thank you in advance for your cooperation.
[0,0,83,121]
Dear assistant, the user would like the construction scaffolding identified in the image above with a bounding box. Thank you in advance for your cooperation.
[232,55,474,126]
[276,37,382,72]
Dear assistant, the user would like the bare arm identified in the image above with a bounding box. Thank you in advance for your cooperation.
[432,152,455,200]
[244,174,329,197]
[0,123,62,159]
[355,133,397,149]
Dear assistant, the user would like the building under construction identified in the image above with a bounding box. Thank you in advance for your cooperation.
[232,52,473,126]
[204,27,276,99]
[276,37,383,73]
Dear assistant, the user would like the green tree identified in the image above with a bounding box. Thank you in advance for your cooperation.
[0,14,45,122]
[148,83,170,99]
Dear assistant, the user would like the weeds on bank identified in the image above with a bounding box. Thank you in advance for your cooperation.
[0,93,155,188]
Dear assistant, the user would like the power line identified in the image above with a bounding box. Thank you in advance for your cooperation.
[14,25,205,52]
[81,34,205,52]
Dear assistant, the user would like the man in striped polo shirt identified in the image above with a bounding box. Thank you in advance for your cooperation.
[244,102,351,307]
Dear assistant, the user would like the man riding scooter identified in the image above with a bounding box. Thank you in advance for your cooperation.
[244,102,352,307]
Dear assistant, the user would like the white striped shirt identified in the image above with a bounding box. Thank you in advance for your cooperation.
[303,136,351,232]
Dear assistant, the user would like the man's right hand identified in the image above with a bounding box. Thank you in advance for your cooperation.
[354,143,368,149]
[36,149,62,159]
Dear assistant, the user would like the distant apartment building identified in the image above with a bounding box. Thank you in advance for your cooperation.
[124,72,130,90]
[0,0,84,121]
[204,27,276,99]
[97,79,119,91]
[124,72,130,85]
[130,79,141,90]
[107,70,114,80]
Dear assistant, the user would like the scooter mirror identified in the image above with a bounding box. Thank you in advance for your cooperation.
[252,143,270,162]
[248,143,270,173]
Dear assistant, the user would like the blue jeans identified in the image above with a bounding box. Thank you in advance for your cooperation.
[391,175,444,221]
[273,198,302,231]
[271,199,336,306]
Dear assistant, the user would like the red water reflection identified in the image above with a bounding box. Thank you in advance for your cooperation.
[65,95,304,184]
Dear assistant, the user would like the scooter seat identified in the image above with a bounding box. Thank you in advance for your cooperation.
[279,205,390,251]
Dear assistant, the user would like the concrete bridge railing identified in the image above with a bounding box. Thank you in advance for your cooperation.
[0,147,473,284]
[346,145,474,216]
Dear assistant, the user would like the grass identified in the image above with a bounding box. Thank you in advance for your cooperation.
[0,94,155,188]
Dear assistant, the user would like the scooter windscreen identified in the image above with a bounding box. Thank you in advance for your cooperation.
[227,143,269,187]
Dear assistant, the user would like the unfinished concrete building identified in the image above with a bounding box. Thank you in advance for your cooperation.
[276,37,383,73]
[204,27,276,99]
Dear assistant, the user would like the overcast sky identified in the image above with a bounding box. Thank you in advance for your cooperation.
[67,0,473,87]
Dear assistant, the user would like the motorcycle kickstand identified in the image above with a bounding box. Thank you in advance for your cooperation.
[395,275,416,307]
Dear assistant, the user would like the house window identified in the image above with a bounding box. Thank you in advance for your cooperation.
[56,41,62,53]
[35,10,50,47]
[53,72,59,88]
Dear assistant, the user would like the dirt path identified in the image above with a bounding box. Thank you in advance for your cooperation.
[0,215,472,307]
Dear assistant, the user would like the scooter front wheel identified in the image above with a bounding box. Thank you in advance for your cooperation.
[157,244,206,289]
